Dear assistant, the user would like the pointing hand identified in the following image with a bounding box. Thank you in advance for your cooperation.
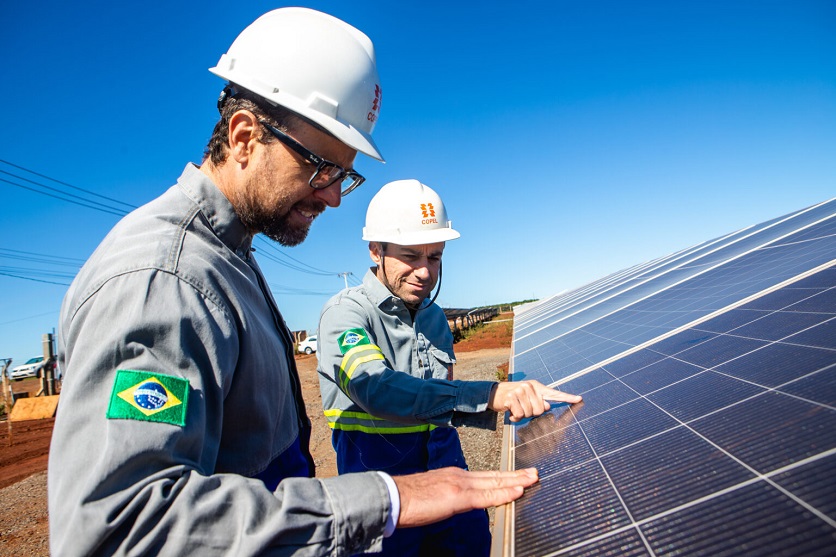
[489,380,582,422]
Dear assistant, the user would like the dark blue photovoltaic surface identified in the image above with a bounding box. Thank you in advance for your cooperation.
[505,199,836,557]
[512,200,836,385]
[512,202,822,342]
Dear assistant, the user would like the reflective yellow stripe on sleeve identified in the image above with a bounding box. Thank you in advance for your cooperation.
[338,344,384,393]
[323,408,438,434]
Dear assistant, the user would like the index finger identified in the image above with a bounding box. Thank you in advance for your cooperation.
[466,468,540,484]
[540,386,582,404]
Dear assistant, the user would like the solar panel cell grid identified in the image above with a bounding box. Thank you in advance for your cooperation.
[559,381,638,421]
[515,418,595,478]
[555,528,650,557]
[713,341,834,386]
[591,349,667,376]
[617,358,704,394]
[600,427,754,521]
[502,200,835,556]
[640,482,836,556]
[727,309,829,340]
[673,335,767,368]
[554,367,614,393]
[772,453,836,520]
[577,399,680,456]
[779,366,836,406]
[638,329,717,356]
[514,461,631,557]
[688,392,836,474]
[645,370,766,422]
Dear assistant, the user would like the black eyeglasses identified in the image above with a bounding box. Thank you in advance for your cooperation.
[260,121,365,197]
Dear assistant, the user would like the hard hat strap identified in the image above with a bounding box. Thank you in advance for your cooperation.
[419,262,442,313]
[378,244,396,299]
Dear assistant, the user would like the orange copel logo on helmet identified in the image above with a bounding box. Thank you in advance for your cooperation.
[421,203,436,218]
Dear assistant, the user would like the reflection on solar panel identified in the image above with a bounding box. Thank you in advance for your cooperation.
[493,199,836,557]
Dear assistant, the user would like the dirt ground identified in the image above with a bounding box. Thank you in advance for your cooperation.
[0,317,512,556]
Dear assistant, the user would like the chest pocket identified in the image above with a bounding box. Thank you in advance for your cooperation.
[428,347,455,380]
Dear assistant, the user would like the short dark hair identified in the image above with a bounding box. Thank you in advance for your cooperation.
[369,241,389,253]
[203,85,301,166]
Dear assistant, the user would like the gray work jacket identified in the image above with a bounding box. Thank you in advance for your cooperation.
[49,164,389,556]
[317,269,497,432]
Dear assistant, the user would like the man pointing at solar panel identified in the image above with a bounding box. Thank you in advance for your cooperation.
[316,179,583,556]
[48,8,555,556]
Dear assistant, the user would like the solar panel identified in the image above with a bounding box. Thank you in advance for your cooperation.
[494,199,836,557]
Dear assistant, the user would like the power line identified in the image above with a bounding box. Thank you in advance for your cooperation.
[0,265,77,280]
[0,248,82,286]
[0,310,59,326]
[254,238,363,290]
[256,248,332,276]
[255,237,342,276]
[0,271,71,286]
[0,175,128,217]
[0,248,85,267]
[268,283,336,296]
[263,242,337,275]
[0,159,137,210]
[0,166,133,214]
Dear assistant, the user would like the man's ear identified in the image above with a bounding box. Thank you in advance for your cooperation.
[369,241,382,265]
[228,111,260,165]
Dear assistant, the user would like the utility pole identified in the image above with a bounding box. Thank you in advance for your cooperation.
[337,272,353,290]
[2,358,12,446]
[38,333,57,397]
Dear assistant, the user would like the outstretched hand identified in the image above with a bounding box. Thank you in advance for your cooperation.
[489,380,582,422]
[392,467,539,528]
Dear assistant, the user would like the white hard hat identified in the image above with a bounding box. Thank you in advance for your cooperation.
[363,180,460,245]
[209,7,384,161]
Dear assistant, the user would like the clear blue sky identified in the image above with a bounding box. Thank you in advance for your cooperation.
[1,0,834,368]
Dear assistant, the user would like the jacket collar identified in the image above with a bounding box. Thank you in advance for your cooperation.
[177,164,253,259]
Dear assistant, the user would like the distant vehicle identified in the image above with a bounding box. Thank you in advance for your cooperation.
[297,335,317,355]
[10,356,45,380]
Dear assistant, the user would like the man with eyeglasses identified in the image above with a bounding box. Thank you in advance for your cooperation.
[48,8,543,557]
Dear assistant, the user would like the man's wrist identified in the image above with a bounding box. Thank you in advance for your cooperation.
[487,381,499,411]
[376,471,399,537]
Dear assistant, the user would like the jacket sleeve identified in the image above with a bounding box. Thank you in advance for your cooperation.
[49,270,389,557]
[318,298,496,429]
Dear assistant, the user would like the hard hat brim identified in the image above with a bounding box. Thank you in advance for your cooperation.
[362,227,461,246]
[306,111,384,162]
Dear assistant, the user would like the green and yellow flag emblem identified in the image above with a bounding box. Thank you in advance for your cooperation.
[106,370,189,426]
[338,328,372,355]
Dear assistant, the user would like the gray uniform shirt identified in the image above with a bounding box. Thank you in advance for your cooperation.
[318,269,497,431]
[48,164,389,556]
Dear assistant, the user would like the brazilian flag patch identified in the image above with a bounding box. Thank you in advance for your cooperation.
[338,327,371,355]
[106,370,189,426]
